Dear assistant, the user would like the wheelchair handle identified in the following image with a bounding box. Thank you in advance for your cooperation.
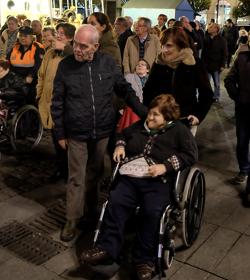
[111,162,120,183]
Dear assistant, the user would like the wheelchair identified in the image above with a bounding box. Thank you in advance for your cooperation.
[90,163,206,279]
[0,94,43,152]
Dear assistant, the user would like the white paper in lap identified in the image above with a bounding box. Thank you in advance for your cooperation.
[119,157,151,177]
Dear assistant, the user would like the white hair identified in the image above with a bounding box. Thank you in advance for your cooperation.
[76,24,100,44]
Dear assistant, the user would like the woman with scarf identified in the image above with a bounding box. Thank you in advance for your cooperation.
[143,27,213,134]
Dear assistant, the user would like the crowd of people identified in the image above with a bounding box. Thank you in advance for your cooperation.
[0,11,250,280]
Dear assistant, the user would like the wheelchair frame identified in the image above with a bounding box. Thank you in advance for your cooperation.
[92,164,206,279]
[0,100,43,152]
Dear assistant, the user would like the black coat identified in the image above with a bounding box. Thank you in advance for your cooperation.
[117,29,133,59]
[117,120,198,174]
[202,34,228,72]
[224,50,250,106]
[143,60,213,123]
[51,52,147,141]
[0,71,29,100]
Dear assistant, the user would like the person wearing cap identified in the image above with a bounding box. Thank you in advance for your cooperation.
[7,26,45,104]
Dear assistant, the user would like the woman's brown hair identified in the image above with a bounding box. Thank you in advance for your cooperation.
[160,27,190,50]
[148,94,180,121]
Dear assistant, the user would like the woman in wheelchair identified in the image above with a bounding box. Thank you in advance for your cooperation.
[80,94,198,280]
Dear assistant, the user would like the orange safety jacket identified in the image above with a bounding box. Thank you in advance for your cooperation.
[10,41,44,68]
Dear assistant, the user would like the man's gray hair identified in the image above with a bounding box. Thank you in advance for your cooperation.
[137,17,152,30]
[76,24,100,44]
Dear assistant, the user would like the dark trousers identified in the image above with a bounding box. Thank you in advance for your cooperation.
[235,106,250,175]
[97,176,172,264]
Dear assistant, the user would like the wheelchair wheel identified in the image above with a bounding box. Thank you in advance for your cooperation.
[181,167,205,247]
[10,105,43,152]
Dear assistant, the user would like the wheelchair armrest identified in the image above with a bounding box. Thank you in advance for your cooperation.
[173,167,191,206]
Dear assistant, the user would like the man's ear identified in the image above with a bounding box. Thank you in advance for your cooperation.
[94,43,100,51]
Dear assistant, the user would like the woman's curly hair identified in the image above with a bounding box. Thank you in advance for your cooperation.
[148,94,180,121]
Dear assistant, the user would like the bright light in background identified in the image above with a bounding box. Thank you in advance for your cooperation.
[0,0,50,25]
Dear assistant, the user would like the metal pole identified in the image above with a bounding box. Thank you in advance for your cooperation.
[67,0,69,9]
[48,0,53,22]
[216,0,219,23]
[89,0,93,14]
[84,0,88,17]
[59,0,63,17]
[75,0,78,14]
[101,0,104,13]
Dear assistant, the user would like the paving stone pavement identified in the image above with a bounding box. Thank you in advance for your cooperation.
[0,69,250,280]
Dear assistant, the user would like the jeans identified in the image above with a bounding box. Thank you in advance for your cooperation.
[235,106,250,176]
[208,71,220,100]
[97,176,172,264]
[66,137,109,220]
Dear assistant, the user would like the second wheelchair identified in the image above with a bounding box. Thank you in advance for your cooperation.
[0,92,43,152]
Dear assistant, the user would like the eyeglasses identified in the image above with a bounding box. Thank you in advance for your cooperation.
[56,32,66,37]
[73,40,98,50]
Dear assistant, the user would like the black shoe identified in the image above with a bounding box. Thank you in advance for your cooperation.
[60,220,77,242]
[80,247,110,265]
[241,192,250,208]
[49,170,67,183]
[135,263,154,280]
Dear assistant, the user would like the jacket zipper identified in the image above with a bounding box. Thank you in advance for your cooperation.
[88,63,96,138]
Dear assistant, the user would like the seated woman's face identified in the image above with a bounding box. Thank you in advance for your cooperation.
[161,38,181,61]
[146,106,166,130]
[135,60,148,76]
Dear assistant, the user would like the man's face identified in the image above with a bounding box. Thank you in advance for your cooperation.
[7,20,18,32]
[73,31,99,62]
[135,20,148,37]
[158,16,166,27]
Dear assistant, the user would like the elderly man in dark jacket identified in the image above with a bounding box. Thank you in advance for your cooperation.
[202,23,228,102]
[51,24,147,242]
[224,46,250,193]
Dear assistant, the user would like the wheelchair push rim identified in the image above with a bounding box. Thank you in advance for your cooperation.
[10,105,43,152]
[181,168,205,247]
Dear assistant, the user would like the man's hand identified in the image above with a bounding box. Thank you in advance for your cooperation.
[58,139,67,150]
[148,164,167,177]
[187,115,199,126]
[26,75,33,84]
[113,146,125,162]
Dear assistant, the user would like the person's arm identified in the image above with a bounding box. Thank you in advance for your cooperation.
[221,37,228,69]
[143,63,160,107]
[194,59,214,123]
[51,61,67,141]
[122,38,131,74]
[36,51,49,100]
[224,59,239,102]
[163,124,198,173]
